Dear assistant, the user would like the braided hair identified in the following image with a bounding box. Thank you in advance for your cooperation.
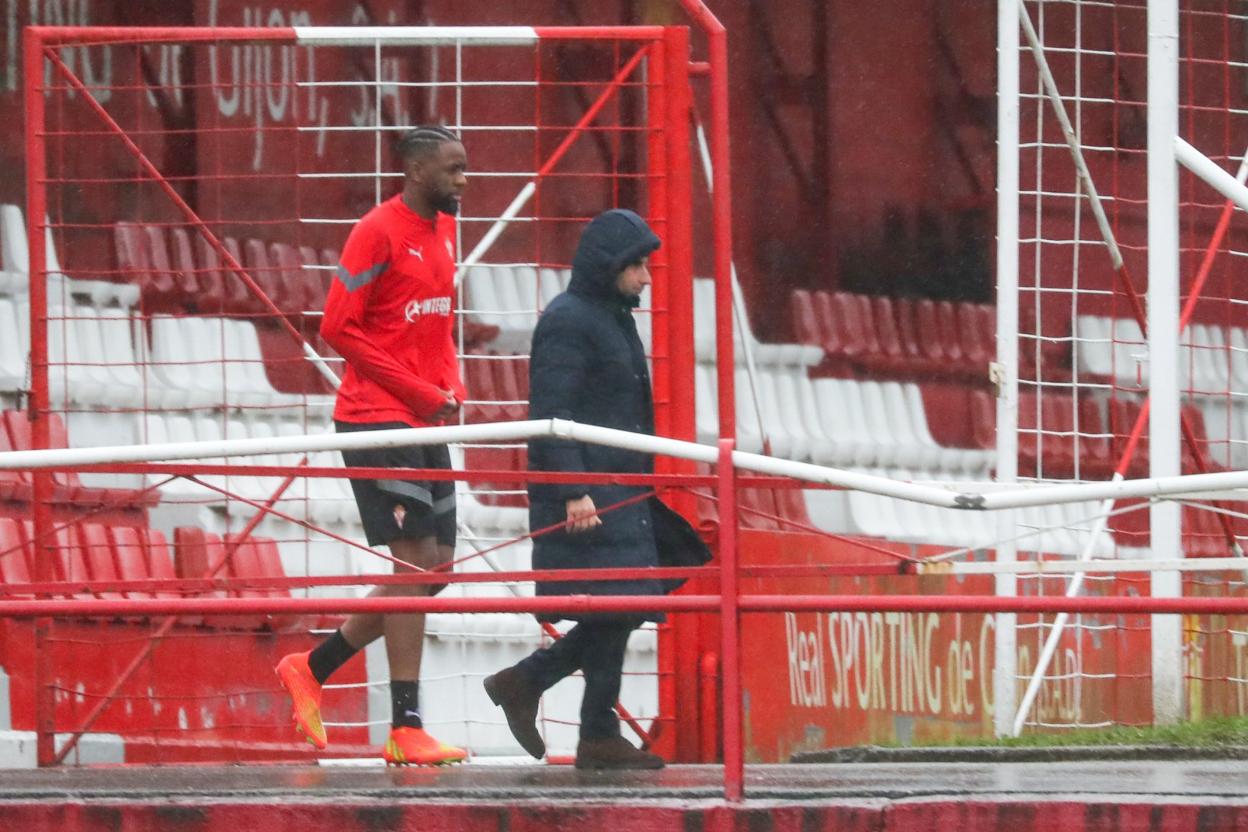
[396,125,461,163]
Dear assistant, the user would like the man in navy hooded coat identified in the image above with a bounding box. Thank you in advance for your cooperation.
[483,208,704,770]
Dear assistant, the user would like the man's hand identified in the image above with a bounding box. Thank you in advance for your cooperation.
[430,389,460,423]
[564,494,602,534]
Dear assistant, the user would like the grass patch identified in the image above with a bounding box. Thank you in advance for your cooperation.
[897,716,1248,749]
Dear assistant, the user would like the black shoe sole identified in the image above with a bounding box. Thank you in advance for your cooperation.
[574,760,666,770]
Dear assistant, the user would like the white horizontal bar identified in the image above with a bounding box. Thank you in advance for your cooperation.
[1175,136,1248,212]
[0,419,967,509]
[8,414,1242,513]
[979,468,1248,510]
[295,124,537,133]
[296,171,534,179]
[293,26,539,46]
[295,80,539,89]
[924,556,1248,576]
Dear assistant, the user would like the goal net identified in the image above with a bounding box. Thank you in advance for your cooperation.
[1000,0,1248,734]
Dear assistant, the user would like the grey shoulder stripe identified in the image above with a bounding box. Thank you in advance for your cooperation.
[336,261,388,291]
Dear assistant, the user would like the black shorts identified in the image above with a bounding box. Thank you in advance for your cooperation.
[336,420,457,549]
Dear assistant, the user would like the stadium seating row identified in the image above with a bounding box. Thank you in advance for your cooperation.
[114,222,335,319]
[696,365,993,474]
[803,479,1117,556]
[694,278,822,367]
[0,409,156,508]
[0,517,295,630]
[0,204,140,307]
[964,389,1225,480]
[1075,315,1248,395]
[791,289,995,381]
[0,295,334,408]
[1102,498,1247,557]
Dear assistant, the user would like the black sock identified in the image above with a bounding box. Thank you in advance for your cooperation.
[391,680,422,729]
[307,630,359,685]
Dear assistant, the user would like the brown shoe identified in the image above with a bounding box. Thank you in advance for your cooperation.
[483,665,545,759]
[574,736,665,770]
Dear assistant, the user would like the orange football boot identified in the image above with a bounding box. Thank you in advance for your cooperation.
[382,726,468,766]
[275,651,327,750]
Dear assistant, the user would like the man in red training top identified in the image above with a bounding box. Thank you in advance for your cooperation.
[276,125,469,766]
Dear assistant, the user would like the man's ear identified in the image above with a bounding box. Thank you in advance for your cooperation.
[404,155,425,184]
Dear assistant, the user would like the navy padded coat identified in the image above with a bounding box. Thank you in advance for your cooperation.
[527,209,680,622]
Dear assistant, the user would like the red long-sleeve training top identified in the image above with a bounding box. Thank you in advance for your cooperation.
[321,194,466,426]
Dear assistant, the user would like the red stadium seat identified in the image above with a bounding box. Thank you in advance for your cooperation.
[0,411,32,502]
[3,410,92,504]
[224,534,298,631]
[1076,396,1114,479]
[824,292,862,363]
[514,356,531,405]
[976,304,997,362]
[893,298,942,377]
[255,324,334,396]
[243,238,286,320]
[774,486,810,529]
[934,301,965,368]
[202,236,252,315]
[174,527,260,630]
[52,525,93,597]
[969,389,996,451]
[270,241,312,318]
[124,526,197,622]
[869,295,906,374]
[193,234,228,313]
[852,294,882,361]
[167,227,201,307]
[108,525,153,599]
[810,290,847,364]
[789,289,824,350]
[919,382,974,448]
[1107,498,1149,549]
[1041,394,1076,477]
[914,300,947,369]
[0,517,32,586]
[1183,505,1226,558]
[142,226,181,312]
[1180,405,1215,473]
[1016,392,1040,477]
[1108,398,1149,478]
[738,487,779,531]
[142,528,180,587]
[958,303,991,371]
[76,523,124,601]
[299,245,332,310]
[114,222,163,310]
[1,410,157,509]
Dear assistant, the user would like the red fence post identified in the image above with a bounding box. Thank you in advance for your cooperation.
[717,439,743,801]
[23,27,57,768]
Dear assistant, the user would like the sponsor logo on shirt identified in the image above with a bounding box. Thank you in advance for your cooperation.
[408,247,424,261]
[405,296,452,321]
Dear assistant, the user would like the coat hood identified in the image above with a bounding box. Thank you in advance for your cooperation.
[567,208,661,306]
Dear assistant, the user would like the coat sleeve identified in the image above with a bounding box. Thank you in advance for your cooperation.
[320,219,449,418]
[528,307,592,502]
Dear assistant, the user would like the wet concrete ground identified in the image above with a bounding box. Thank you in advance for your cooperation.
[0,760,1245,803]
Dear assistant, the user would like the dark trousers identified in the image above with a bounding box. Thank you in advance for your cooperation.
[515,619,636,739]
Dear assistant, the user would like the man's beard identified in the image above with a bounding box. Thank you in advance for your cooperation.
[431,191,460,216]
